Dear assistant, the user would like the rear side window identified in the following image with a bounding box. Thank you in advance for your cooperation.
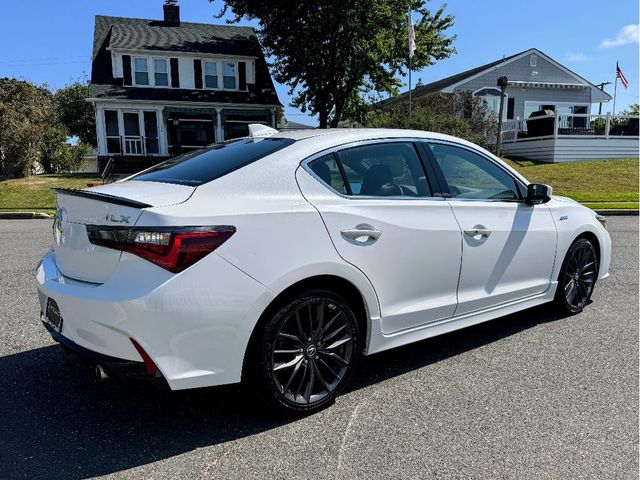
[337,143,432,197]
[308,154,348,194]
[132,138,296,186]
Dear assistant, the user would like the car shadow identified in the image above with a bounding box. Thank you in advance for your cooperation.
[0,304,565,479]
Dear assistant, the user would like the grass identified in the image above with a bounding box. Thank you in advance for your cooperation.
[503,157,639,208]
[0,174,102,215]
[0,158,638,214]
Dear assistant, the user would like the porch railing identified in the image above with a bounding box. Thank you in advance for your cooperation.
[105,135,159,156]
[501,113,639,143]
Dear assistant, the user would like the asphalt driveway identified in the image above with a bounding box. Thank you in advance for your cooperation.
[0,217,637,480]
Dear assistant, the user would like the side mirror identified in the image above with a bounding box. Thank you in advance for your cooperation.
[526,183,552,205]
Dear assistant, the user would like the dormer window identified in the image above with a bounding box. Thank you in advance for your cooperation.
[204,61,218,88]
[154,59,169,86]
[134,58,149,85]
[223,62,237,89]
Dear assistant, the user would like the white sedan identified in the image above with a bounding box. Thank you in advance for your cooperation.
[36,126,610,412]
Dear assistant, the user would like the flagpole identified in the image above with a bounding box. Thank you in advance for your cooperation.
[613,76,618,115]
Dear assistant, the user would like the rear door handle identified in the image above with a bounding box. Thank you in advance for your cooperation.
[341,224,382,242]
[464,227,492,238]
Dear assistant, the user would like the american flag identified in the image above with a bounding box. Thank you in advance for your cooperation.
[616,62,629,89]
[408,14,416,58]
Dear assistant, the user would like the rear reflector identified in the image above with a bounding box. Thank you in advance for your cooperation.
[86,225,235,273]
[130,338,158,376]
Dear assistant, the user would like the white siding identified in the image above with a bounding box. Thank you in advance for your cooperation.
[502,137,639,162]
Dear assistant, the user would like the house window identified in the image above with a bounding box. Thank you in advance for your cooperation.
[133,58,149,85]
[530,55,537,67]
[474,87,504,118]
[507,98,515,120]
[154,59,169,86]
[204,61,218,89]
[104,110,121,154]
[223,62,236,89]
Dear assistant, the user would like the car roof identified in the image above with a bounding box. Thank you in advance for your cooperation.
[272,128,458,142]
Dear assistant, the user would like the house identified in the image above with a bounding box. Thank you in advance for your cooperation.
[88,1,281,172]
[378,48,638,162]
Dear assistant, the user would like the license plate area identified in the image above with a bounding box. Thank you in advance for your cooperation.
[44,298,63,333]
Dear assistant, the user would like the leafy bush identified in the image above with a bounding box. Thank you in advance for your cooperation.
[365,91,498,148]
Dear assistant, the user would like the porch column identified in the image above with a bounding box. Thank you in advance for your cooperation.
[215,107,223,143]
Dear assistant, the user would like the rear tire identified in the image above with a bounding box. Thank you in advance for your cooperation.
[249,289,361,413]
[553,238,598,314]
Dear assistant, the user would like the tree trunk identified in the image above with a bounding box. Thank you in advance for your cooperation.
[318,109,329,129]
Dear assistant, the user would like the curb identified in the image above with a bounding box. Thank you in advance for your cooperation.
[0,212,52,219]
[593,209,639,216]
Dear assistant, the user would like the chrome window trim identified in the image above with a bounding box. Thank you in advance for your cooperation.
[300,138,446,202]
[423,138,527,203]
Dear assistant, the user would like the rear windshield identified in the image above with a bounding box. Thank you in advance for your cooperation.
[131,138,296,186]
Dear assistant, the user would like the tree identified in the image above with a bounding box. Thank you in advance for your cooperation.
[0,78,60,177]
[55,80,97,147]
[365,91,497,147]
[621,103,639,115]
[214,0,455,127]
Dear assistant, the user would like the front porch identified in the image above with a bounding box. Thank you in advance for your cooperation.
[94,103,276,173]
[500,112,639,162]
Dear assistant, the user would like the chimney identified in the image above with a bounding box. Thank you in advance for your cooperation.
[163,0,180,26]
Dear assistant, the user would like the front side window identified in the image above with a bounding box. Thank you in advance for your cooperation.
[336,143,431,197]
[133,58,149,85]
[427,143,519,200]
[223,62,236,89]
[204,61,218,88]
[154,59,169,86]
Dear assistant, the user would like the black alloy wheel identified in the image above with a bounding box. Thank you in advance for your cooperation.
[555,238,598,314]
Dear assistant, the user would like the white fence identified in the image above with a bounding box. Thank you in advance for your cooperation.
[501,113,639,143]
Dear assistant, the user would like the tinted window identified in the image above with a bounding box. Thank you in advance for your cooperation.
[308,154,348,194]
[337,143,431,197]
[132,138,295,186]
[428,143,519,200]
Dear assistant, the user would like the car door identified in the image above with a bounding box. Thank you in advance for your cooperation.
[296,140,462,334]
[423,141,557,315]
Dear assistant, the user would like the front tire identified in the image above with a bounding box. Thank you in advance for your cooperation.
[554,238,598,314]
[251,289,361,413]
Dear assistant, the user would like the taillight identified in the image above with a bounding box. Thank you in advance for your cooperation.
[86,225,235,273]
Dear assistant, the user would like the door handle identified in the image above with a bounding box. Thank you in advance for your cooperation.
[464,227,492,238]
[341,224,382,242]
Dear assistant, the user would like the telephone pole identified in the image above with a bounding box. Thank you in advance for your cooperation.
[596,81,612,115]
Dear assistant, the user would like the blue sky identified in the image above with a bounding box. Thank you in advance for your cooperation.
[1,0,637,125]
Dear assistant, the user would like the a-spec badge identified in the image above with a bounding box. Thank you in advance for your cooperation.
[106,214,131,224]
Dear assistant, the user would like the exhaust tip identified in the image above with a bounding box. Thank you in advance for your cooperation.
[94,364,110,382]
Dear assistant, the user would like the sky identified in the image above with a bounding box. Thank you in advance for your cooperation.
[0,0,638,126]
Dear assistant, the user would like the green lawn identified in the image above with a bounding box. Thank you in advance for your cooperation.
[0,158,638,215]
[0,174,102,215]
[503,158,639,209]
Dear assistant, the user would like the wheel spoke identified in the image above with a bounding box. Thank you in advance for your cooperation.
[312,360,331,392]
[321,350,349,366]
[564,279,575,293]
[274,348,303,354]
[313,300,325,341]
[283,357,304,393]
[274,354,304,371]
[278,332,302,344]
[318,357,340,380]
[294,361,308,399]
[322,323,346,344]
[295,311,307,342]
[303,361,316,403]
[324,335,352,350]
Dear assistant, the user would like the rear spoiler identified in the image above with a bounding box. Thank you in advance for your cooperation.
[51,188,152,209]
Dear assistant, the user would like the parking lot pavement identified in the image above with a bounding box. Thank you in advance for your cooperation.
[0,217,637,480]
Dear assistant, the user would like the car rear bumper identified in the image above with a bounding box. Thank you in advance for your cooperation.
[36,249,274,390]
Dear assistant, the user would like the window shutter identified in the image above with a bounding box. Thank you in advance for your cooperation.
[122,55,132,86]
[170,58,180,88]
[194,59,203,89]
[238,61,247,90]
[507,98,515,120]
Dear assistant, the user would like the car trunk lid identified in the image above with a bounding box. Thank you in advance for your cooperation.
[52,181,195,283]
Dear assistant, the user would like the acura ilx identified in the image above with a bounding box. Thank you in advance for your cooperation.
[36,126,611,412]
